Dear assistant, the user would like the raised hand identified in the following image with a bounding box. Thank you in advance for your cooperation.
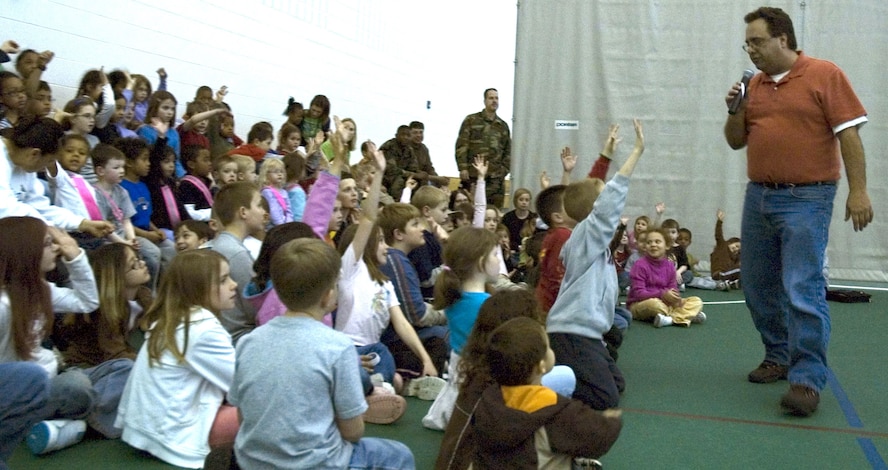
[216,85,228,102]
[1,40,19,54]
[560,146,577,173]
[632,118,644,153]
[717,209,725,221]
[472,155,488,179]
[150,116,169,137]
[156,67,167,79]
[655,202,666,215]
[540,171,550,189]
[620,216,629,226]
[405,177,418,191]
[601,124,622,158]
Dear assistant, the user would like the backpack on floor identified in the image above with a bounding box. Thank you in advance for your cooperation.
[826,289,872,303]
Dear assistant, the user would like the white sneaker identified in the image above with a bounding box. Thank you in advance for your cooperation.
[403,376,446,400]
[692,311,707,324]
[369,373,385,387]
[653,314,673,328]
[716,281,729,291]
[27,419,86,455]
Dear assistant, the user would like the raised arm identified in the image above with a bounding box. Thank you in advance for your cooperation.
[351,141,386,261]
[715,209,726,243]
[616,119,645,177]
[472,156,488,228]
[559,146,576,185]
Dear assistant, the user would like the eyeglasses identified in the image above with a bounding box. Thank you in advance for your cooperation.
[2,89,26,97]
[742,36,773,52]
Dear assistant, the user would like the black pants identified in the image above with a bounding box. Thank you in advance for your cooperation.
[549,332,624,410]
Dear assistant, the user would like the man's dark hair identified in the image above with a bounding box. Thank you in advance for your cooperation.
[483,88,497,99]
[409,121,424,130]
[744,7,797,50]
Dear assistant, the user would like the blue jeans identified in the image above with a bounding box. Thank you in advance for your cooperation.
[348,437,415,469]
[0,363,51,466]
[741,182,835,391]
[356,343,396,384]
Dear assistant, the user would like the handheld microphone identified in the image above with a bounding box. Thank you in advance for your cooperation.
[728,69,755,115]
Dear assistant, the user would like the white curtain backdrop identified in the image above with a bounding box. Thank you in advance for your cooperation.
[511,0,887,282]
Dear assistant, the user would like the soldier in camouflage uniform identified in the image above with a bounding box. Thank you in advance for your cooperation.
[455,88,511,207]
[379,124,419,201]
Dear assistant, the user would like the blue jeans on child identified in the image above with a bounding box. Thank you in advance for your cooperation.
[741,182,835,392]
[348,437,415,470]
[0,362,51,466]
[356,343,396,385]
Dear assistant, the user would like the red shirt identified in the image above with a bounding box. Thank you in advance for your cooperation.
[535,227,571,313]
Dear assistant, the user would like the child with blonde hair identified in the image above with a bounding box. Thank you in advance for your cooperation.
[258,158,293,226]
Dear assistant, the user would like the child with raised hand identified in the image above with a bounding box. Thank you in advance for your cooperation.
[116,249,239,468]
[422,226,501,431]
[76,69,115,140]
[627,227,705,328]
[178,145,215,221]
[130,69,167,125]
[177,100,228,150]
[321,117,356,161]
[472,317,622,469]
[435,289,576,470]
[52,243,152,438]
[546,119,644,411]
[230,238,416,468]
[137,90,184,177]
[710,209,741,286]
[335,144,438,389]
[258,158,293,226]
[0,218,100,455]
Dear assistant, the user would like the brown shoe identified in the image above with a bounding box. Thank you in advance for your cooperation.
[780,384,820,417]
[748,361,788,383]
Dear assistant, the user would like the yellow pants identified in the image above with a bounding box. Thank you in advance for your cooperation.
[630,296,703,326]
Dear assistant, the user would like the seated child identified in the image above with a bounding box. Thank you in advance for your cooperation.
[627,227,705,327]
[174,220,213,252]
[435,289,576,470]
[231,154,258,184]
[177,145,214,221]
[91,144,162,284]
[116,137,177,273]
[472,317,622,469]
[545,120,644,411]
[679,225,730,291]
[212,154,239,191]
[227,121,274,165]
[500,188,536,255]
[229,238,415,469]
[145,140,190,238]
[282,151,307,221]
[710,209,741,286]
[258,158,293,226]
[115,250,239,468]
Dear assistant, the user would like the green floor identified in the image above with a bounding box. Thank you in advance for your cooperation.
[10,286,888,469]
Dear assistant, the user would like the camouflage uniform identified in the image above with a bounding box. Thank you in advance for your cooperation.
[455,111,511,207]
[379,138,419,201]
